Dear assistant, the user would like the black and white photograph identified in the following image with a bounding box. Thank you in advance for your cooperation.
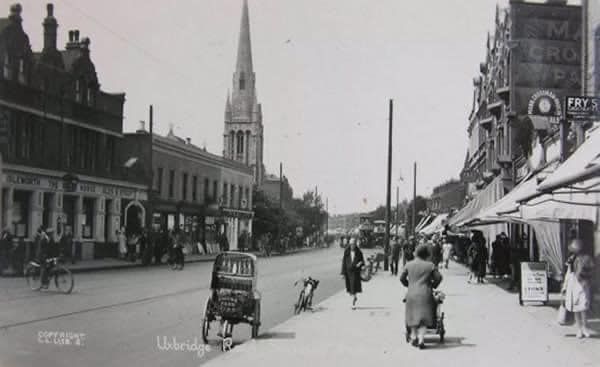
[0,0,599,366]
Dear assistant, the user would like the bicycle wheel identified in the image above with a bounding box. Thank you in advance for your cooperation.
[54,266,74,294]
[294,291,304,314]
[25,264,42,291]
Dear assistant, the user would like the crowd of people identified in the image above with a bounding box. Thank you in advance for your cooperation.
[339,227,596,347]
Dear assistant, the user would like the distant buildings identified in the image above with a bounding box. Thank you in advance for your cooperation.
[0,3,257,258]
[426,179,466,214]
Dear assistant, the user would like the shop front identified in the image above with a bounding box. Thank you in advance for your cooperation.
[1,166,148,260]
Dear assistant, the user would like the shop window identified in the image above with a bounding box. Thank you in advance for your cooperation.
[105,136,115,173]
[169,170,175,198]
[182,172,188,201]
[62,196,76,236]
[12,190,30,238]
[82,198,94,239]
[192,175,198,202]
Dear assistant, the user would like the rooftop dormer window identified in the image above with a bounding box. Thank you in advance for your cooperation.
[18,59,25,85]
[75,80,81,102]
[3,54,11,80]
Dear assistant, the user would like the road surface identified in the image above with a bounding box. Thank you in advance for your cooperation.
[0,246,353,367]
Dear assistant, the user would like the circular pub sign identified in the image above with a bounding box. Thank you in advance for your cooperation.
[527,90,562,120]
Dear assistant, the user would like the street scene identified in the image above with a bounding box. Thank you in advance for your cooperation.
[1,0,600,366]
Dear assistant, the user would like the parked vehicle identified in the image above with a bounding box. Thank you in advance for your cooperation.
[294,276,319,314]
[202,252,261,351]
[25,257,74,294]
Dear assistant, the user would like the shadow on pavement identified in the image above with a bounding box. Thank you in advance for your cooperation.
[309,306,328,313]
[353,306,390,311]
[423,336,476,350]
[256,331,296,340]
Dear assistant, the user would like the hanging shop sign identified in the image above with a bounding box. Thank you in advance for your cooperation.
[519,262,549,305]
[565,96,600,121]
[527,90,562,123]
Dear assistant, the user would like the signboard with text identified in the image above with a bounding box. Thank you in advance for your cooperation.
[520,262,549,304]
[512,3,582,116]
[565,96,600,120]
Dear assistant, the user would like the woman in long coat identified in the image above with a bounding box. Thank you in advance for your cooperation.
[563,239,595,338]
[400,244,443,349]
[341,238,365,309]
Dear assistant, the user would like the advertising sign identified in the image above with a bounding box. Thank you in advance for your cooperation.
[565,96,600,120]
[520,262,549,304]
[511,3,582,116]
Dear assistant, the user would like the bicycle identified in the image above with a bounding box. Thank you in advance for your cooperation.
[294,277,319,314]
[25,257,74,294]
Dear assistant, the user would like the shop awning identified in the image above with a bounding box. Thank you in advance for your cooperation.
[448,176,504,227]
[467,162,558,226]
[419,213,449,235]
[538,127,600,192]
[415,215,433,233]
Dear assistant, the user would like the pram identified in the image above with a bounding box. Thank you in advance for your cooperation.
[405,290,446,343]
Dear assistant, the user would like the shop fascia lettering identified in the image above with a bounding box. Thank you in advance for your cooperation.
[5,172,141,199]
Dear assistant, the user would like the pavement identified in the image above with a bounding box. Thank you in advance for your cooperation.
[205,262,600,367]
[0,245,329,276]
[0,246,345,367]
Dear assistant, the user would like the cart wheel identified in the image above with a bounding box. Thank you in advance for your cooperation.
[251,302,261,338]
[201,298,212,344]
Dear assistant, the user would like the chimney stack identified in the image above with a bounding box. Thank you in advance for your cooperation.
[8,3,22,24]
[66,29,80,50]
[43,3,58,51]
[186,138,191,145]
[137,121,146,133]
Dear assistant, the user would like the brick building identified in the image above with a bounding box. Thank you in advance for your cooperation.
[426,179,466,214]
[0,4,147,259]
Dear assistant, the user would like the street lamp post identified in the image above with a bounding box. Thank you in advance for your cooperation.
[384,99,393,271]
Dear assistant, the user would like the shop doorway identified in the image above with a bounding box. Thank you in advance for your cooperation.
[125,204,143,236]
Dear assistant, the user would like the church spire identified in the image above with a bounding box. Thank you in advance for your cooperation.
[236,0,253,74]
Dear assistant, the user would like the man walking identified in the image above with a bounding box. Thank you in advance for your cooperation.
[390,238,401,275]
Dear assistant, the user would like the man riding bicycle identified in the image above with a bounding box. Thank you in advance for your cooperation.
[37,227,57,288]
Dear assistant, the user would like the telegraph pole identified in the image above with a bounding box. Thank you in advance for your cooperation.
[395,186,399,239]
[412,162,417,236]
[384,99,393,271]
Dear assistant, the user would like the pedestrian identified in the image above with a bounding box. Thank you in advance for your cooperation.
[0,227,13,275]
[341,238,365,309]
[491,235,502,278]
[562,239,594,338]
[430,239,442,268]
[403,236,415,265]
[467,230,487,284]
[499,232,511,277]
[60,227,75,264]
[442,235,452,269]
[117,228,127,260]
[391,238,401,276]
[400,244,443,349]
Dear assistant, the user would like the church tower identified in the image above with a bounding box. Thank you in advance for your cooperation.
[224,0,264,186]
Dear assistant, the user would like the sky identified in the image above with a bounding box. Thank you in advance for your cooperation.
[13,0,572,215]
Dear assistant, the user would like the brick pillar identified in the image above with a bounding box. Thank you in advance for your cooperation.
[73,195,83,240]
[29,190,43,238]
[94,197,105,242]
[3,187,13,231]
[105,199,120,243]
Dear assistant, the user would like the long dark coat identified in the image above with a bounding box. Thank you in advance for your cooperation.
[341,247,364,294]
[400,258,443,328]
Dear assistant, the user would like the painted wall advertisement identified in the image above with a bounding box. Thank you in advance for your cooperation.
[512,3,582,116]
[520,262,549,304]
